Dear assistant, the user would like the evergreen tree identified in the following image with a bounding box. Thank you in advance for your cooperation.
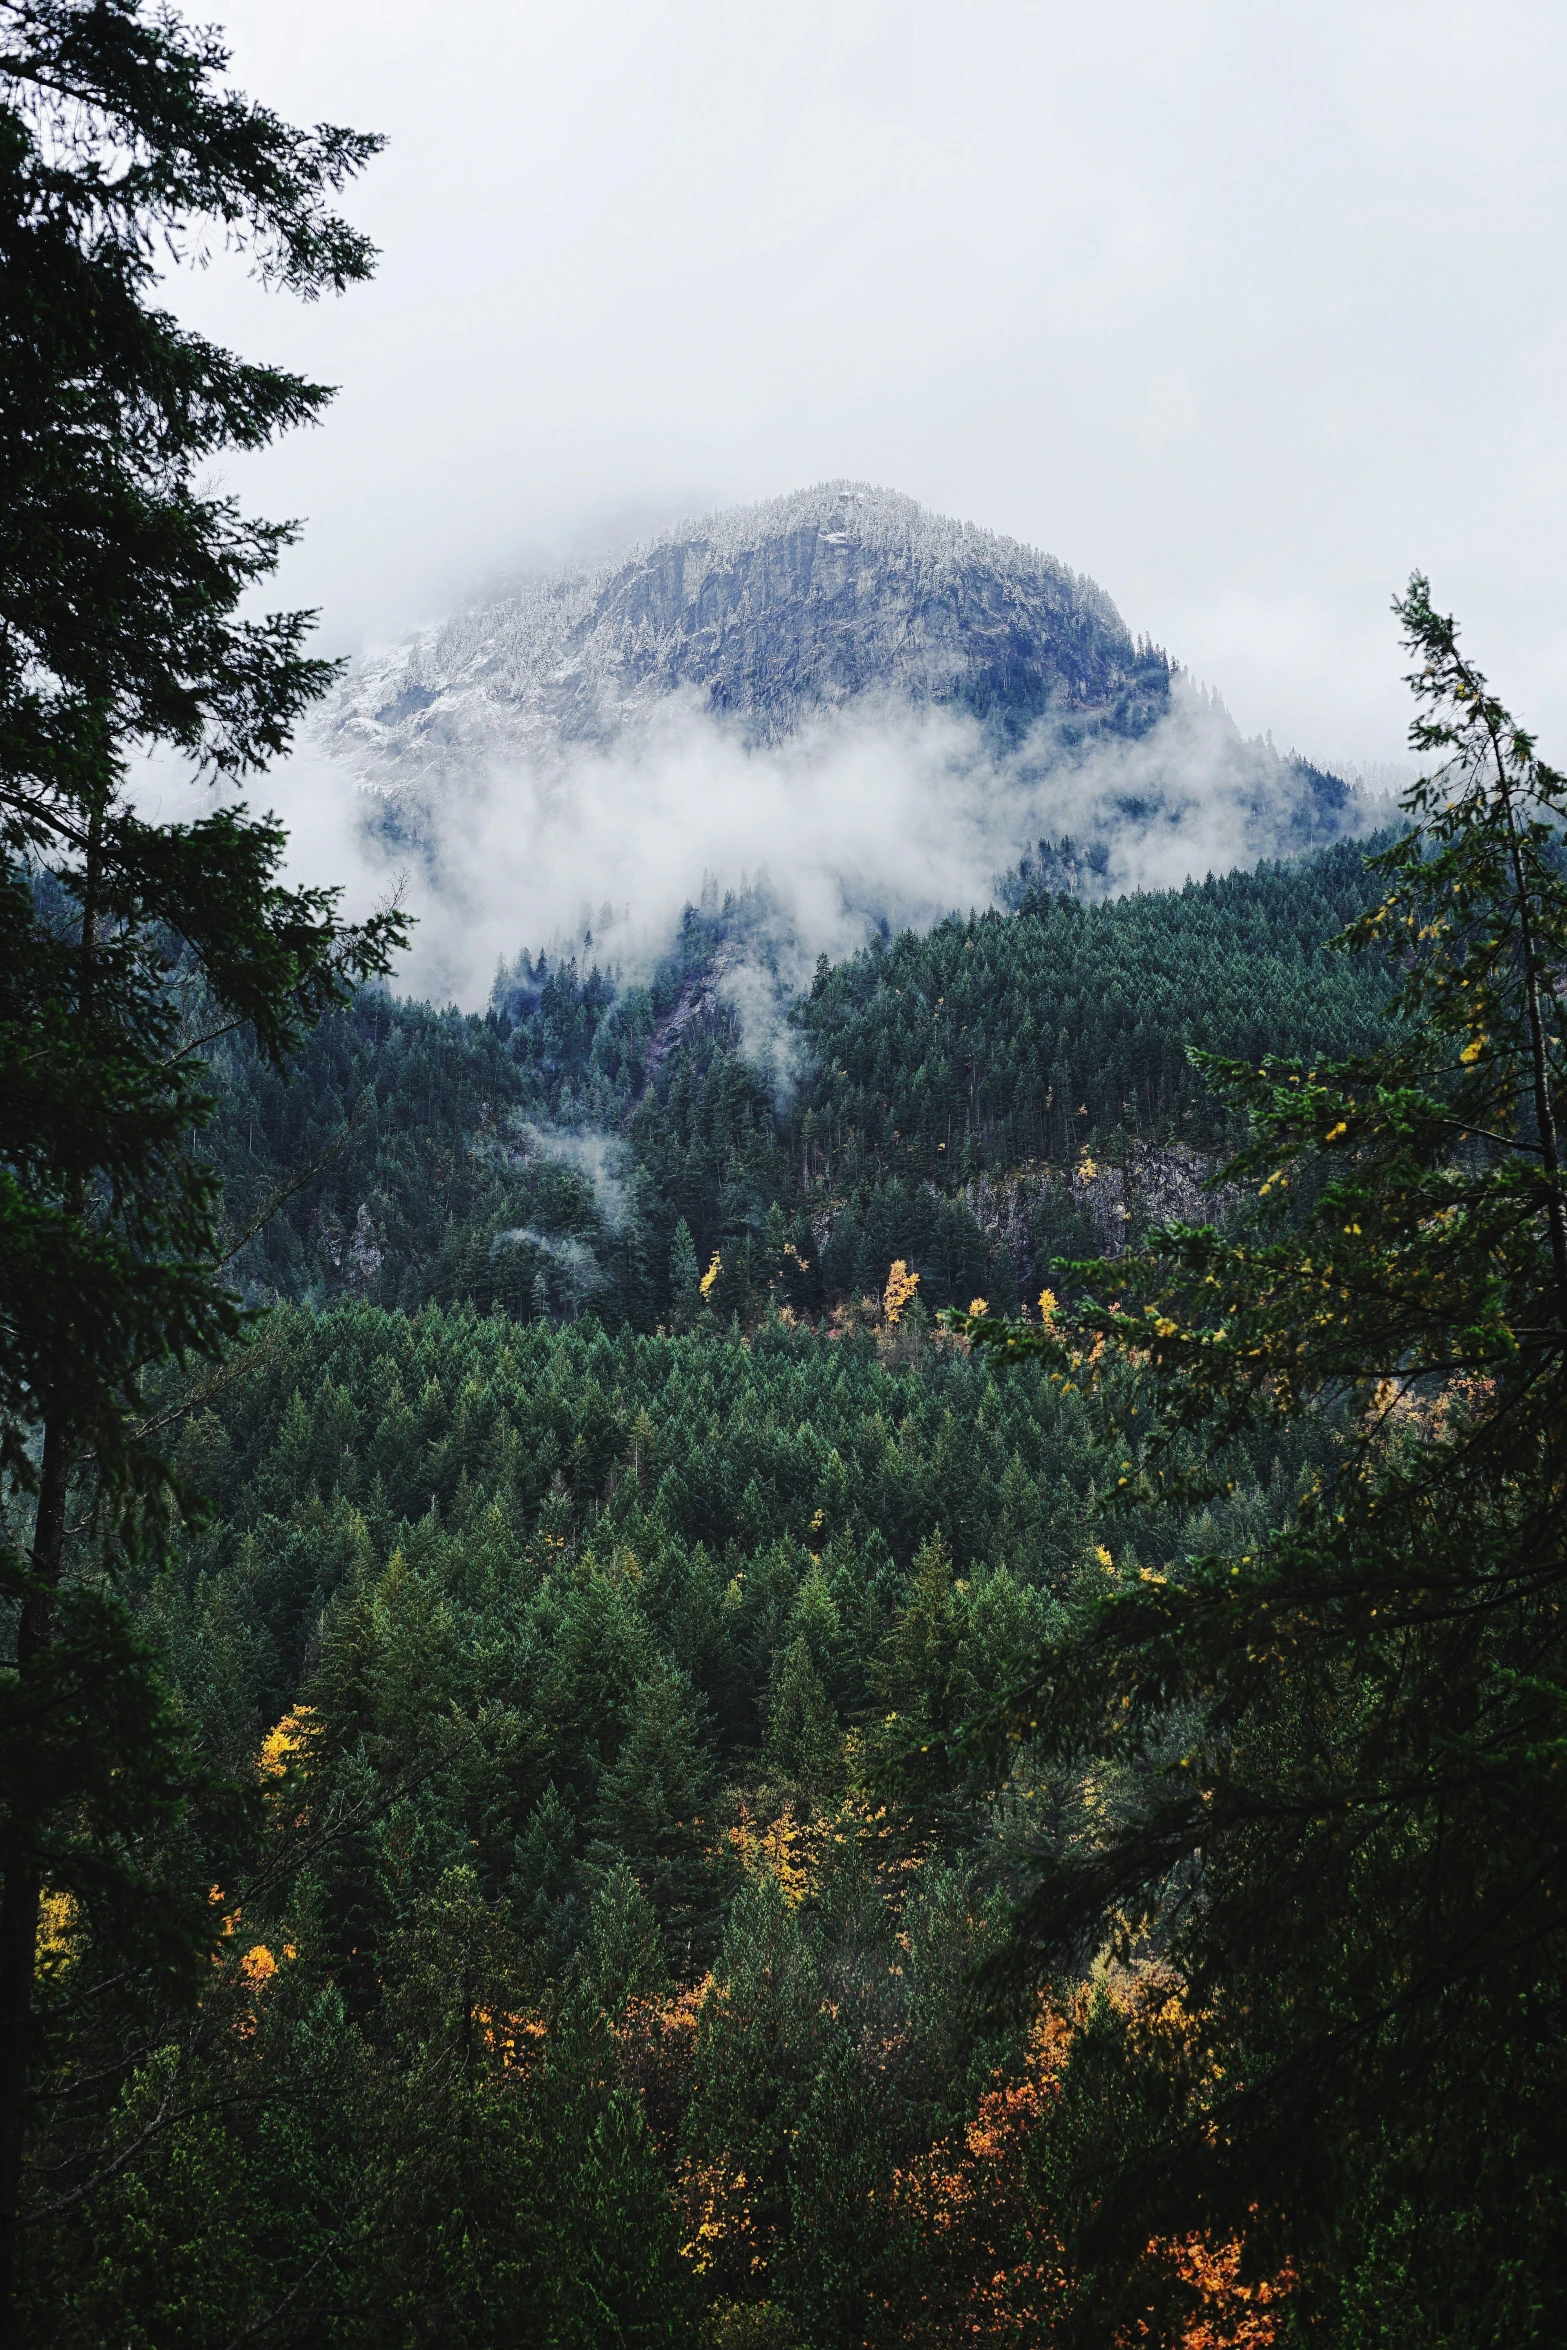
[782,2033,892,2350]
[867,1529,971,1827]
[561,2089,691,2350]
[511,1780,580,1967]
[689,1871,821,2279]
[965,578,1567,2338]
[668,1217,701,1330]
[763,1634,842,1802]
[583,1863,669,2011]
[0,1,401,2309]
[589,1660,713,1956]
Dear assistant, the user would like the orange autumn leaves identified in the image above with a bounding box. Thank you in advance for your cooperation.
[1149,2234,1295,2350]
[886,1983,1293,2348]
[668,1950,1294,2344]
[211,1726,1292,2343]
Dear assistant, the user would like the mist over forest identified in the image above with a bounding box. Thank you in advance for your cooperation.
[7,9,1567,2350]
[236,483,1391,1010]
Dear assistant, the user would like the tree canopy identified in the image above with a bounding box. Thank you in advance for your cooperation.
[959,575,1567,2341]
[0,0,403,2317]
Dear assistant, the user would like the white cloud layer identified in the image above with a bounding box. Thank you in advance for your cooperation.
[133,681,1386,1015]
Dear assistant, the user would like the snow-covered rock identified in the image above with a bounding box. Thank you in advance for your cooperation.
[323,481,1172,794]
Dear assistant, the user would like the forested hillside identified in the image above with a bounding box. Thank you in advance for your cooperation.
[209,836,1392,1327]
[24,713,1567,2346]
[33,1301,1323,2343]
[21,837,1392,2343]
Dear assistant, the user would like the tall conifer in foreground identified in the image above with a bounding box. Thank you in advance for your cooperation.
[0,0,404,2313]
[962,575,1567,2340]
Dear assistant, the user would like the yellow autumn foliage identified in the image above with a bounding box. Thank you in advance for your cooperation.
[883,1258,920,1325]
[258,1703,316,1779]
[36,1889,77,1979]
[728,1800,814,1906]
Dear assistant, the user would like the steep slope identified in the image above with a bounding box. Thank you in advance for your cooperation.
[326,481,1174,787]
[203,838,1390,1321]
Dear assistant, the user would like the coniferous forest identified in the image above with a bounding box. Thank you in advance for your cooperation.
[6,9,1567,2348]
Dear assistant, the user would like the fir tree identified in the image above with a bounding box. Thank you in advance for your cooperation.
[964,577,1567,2337]
[588,1660,712,1955]
[0,1,402,2306]
[763,1634,842,1802]
[562,2089,691,2350]
[689,1870,822,2263]
[583,1863,669,2011]
[668,1217,701,1330]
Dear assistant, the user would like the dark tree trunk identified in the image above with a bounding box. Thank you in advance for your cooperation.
[0,1420,70,2330]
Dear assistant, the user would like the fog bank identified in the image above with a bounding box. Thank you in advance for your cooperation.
[135,679,1390,1015]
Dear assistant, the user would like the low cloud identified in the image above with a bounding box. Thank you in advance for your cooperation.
[511,1120,636,1231]
[488,1227,607,1313]
[131,679,1391,1042]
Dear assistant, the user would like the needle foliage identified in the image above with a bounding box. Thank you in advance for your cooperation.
[960,576,1567,2342]
[0,0,406,2315]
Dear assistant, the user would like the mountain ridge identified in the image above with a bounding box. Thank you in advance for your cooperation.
[324,480,1174,787]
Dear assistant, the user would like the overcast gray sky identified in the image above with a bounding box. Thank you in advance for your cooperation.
[186,0,1567,768]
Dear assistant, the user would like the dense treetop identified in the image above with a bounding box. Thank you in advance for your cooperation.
[204,837,1393,1331]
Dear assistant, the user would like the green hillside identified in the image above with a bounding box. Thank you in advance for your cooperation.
[26,838,1401,2340]
[207,836,1392,1326]
[35,1299,1322,2342]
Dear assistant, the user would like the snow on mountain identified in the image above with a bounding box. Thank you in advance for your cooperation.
[291,484,1379,1006]
[321,481,1174,792]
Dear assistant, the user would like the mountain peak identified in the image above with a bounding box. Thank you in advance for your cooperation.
[326,483,1171,787]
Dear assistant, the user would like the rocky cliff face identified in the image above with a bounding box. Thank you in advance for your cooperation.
[326,482,1172,790]
[965,1139,1236,1279]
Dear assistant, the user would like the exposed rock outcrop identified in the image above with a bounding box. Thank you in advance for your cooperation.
[965,1139,1233,1274]
[325,482,1171,790]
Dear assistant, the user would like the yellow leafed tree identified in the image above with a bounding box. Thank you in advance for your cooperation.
[884,1259,920,1325]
